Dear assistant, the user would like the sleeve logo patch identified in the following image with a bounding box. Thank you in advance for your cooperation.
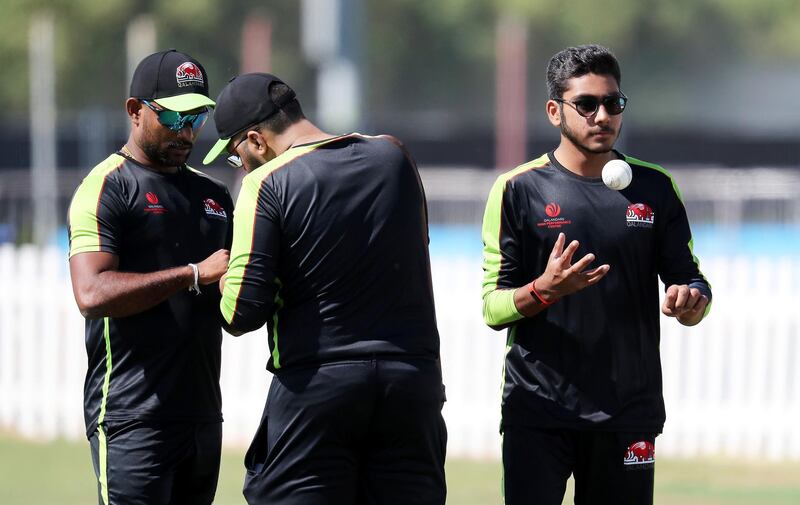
[626,203,655,228]
[203,198,227,220]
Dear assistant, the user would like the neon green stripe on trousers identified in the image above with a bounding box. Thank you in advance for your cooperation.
[97,317,113,504]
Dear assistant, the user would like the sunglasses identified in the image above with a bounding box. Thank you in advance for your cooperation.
[225,125,261,169]
[554,93,628,118]
[140,100,209,131]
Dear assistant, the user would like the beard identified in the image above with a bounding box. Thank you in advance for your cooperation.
[140,140,193,167]
[560,119,620,155]
[139,121,193,167]
[240,149,268,173]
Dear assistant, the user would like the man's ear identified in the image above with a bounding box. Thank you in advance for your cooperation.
[249,130,268,154]
[126,98,142,126]
[546,99,561,127]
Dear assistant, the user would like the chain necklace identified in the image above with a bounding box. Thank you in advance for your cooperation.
[120,144,135,159]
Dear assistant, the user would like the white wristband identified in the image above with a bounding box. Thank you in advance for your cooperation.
[188,263,200,294]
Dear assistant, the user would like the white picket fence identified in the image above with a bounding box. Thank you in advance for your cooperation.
[1,244,799,460]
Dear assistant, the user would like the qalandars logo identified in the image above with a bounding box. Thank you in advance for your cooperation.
[176,62,204,87]
[144,192,167,214]
[203,198,227,220]
[626,203,655,228]
[537,202,572,229]
[623,441,655,469]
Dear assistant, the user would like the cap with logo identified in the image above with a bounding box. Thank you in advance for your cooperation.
[202,73,296,165]
[129,49,216,112]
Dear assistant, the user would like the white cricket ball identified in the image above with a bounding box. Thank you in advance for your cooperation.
[602,159,632,190]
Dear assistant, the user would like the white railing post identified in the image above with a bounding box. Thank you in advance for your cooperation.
[1,246,799,461]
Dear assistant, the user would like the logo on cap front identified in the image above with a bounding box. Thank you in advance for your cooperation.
[176,62,204,88]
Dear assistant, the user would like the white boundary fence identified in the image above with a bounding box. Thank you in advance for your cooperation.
[1,244,799,460]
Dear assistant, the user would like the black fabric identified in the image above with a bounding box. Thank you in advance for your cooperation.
[72,154,234,437]
[496,151,711,432]
[129,49,210,101]
[503,425,656,505]
[212,73,295,138]
[228,135,440,372]
[242,358,447,505]
[89,421,222,505]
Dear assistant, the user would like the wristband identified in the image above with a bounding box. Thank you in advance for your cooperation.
[529,279,555,306]
[188,263,201,295]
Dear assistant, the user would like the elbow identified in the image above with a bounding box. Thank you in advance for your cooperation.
[482,290,521,330]
[483,315,509,332]
[220,295,271,336]
[74,290,106,320]
[225,319,264,337]
[225,326,247,337]
[482,302,506,330]
[223,310,267,337]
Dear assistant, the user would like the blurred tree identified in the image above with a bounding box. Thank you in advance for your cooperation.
[0,0,309,113]
[1,0,800,127]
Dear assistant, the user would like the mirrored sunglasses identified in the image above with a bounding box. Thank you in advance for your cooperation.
[141,100,209,131]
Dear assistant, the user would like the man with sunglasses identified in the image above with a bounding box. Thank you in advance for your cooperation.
[482,44,711,505]
[67,49,233,505]
[203,73,446,505]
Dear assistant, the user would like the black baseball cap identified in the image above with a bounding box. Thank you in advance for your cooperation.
[203,73,296,165]
[129,49,216,112]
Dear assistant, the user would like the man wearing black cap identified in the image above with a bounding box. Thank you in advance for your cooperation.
[205,73,447,505]
[67,49,233,505]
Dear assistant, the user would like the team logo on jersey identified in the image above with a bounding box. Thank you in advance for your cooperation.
[176,62,204,87]
[203,198,227,220]
[623,441,655,470]
[626,203,655,228]
[144,192,167,214]
[537,202,572,229]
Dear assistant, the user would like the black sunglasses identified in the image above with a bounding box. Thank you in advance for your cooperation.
[554,93,628,118]
[141,100,209,131]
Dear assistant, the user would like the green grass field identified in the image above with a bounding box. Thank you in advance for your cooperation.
[2,432,799,504]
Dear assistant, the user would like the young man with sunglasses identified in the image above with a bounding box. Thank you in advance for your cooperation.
[203,73,447,505]
[481,44,712,505]
[67,49,233,505]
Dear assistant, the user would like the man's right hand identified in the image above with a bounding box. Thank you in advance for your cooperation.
[513,233,609,318]
[534,232,610,302]
[197,249,230,285]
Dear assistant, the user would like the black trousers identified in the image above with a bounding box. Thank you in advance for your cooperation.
[243,358,448,505]
[88,420,221,505]
[503,425,656,505]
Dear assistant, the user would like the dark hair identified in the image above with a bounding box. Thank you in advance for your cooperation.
[259,82,305,134]
[546,45,621,99]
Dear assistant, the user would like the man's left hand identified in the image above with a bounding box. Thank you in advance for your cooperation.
[662,284,709,326]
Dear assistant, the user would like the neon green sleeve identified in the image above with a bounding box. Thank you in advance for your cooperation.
[481,174,524,327]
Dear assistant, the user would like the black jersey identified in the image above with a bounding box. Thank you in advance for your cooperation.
[68,151,234,436]
[482,151,711,432]
[221,134,440,373]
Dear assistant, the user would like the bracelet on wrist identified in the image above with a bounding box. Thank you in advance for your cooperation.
[529,279,555,306]
[188,263,201,295]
